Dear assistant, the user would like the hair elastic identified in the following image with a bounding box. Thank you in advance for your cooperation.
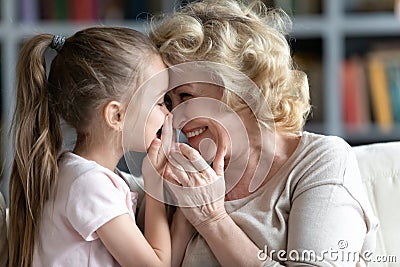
[51,35,66,52]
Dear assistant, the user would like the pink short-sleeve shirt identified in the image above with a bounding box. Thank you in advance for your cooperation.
[33,152,137,266]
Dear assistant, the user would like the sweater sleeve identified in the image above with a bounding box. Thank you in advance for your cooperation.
[276,142,376,266]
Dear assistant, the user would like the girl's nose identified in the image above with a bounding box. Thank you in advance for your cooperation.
[162,104,170,116]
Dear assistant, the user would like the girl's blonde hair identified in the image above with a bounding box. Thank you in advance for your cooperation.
[9,27,158,267]
[150,0,311,132]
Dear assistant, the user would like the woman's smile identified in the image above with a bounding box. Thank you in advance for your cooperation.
[185,126,208,138]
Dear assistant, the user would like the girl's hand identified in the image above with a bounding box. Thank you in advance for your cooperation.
[172,207,195,233]
[142,114,173,201]
[164,143,228,230]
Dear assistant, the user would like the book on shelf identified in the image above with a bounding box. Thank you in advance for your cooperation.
[70,0,96,21]
[293,52,324,123]
[100,0,124,20]
[344,0,395,13]
[55,0,68,20]
[40,0,55,20]
[291,0,322,15]
[147,0,163,15]
[124,1,151,20]
[366,51,394,131]
[273,0,322,15]
[41,0,97,21]
[385,59,400,123]
[35,0,171,21]
[20,0,39,22]
[0,62,1,98]
[341,56,371,132]
[124,0,172,20]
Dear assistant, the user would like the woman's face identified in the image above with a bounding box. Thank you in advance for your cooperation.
[167,83,231,162]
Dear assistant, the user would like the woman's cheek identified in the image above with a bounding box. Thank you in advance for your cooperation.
[198,137,218,164]
[199,123,229,164]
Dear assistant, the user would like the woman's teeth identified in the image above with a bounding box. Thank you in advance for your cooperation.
[186,127,207,138]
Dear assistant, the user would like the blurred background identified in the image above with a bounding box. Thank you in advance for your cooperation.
[1,0,400,203]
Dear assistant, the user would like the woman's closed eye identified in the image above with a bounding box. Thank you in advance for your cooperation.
[179,93,193,101]
[164,94,172,111]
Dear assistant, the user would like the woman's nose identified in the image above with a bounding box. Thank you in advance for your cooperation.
[169,100,179,112]
[170,103,189,129]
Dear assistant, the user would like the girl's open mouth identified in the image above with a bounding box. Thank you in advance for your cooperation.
[156,127,162,139]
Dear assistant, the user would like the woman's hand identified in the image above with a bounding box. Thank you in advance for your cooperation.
[164,143,228,230]
[164,144,266,267]
[141,114,173,201]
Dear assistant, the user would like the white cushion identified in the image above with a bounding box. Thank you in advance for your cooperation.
[353,142,400,266]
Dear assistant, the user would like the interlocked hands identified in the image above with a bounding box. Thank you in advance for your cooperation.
[164,143,228,230]
[142,114,228,229]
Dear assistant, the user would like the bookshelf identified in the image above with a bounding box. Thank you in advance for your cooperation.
[286,0,400,145]
[1,0,400,203]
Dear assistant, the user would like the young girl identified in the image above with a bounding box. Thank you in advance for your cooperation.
[8,27,171,267]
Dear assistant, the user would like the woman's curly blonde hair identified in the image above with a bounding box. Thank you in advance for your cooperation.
[150,0,311,132]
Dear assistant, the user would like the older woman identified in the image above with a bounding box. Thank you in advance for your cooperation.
[149,0,378,266]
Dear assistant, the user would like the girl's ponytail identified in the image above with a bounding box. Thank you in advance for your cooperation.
[9,34,62,267]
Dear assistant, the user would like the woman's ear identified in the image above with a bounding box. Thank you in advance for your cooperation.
[103,101,125,131]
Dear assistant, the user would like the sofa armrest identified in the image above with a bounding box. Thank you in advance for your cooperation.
[353,142,400,266]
